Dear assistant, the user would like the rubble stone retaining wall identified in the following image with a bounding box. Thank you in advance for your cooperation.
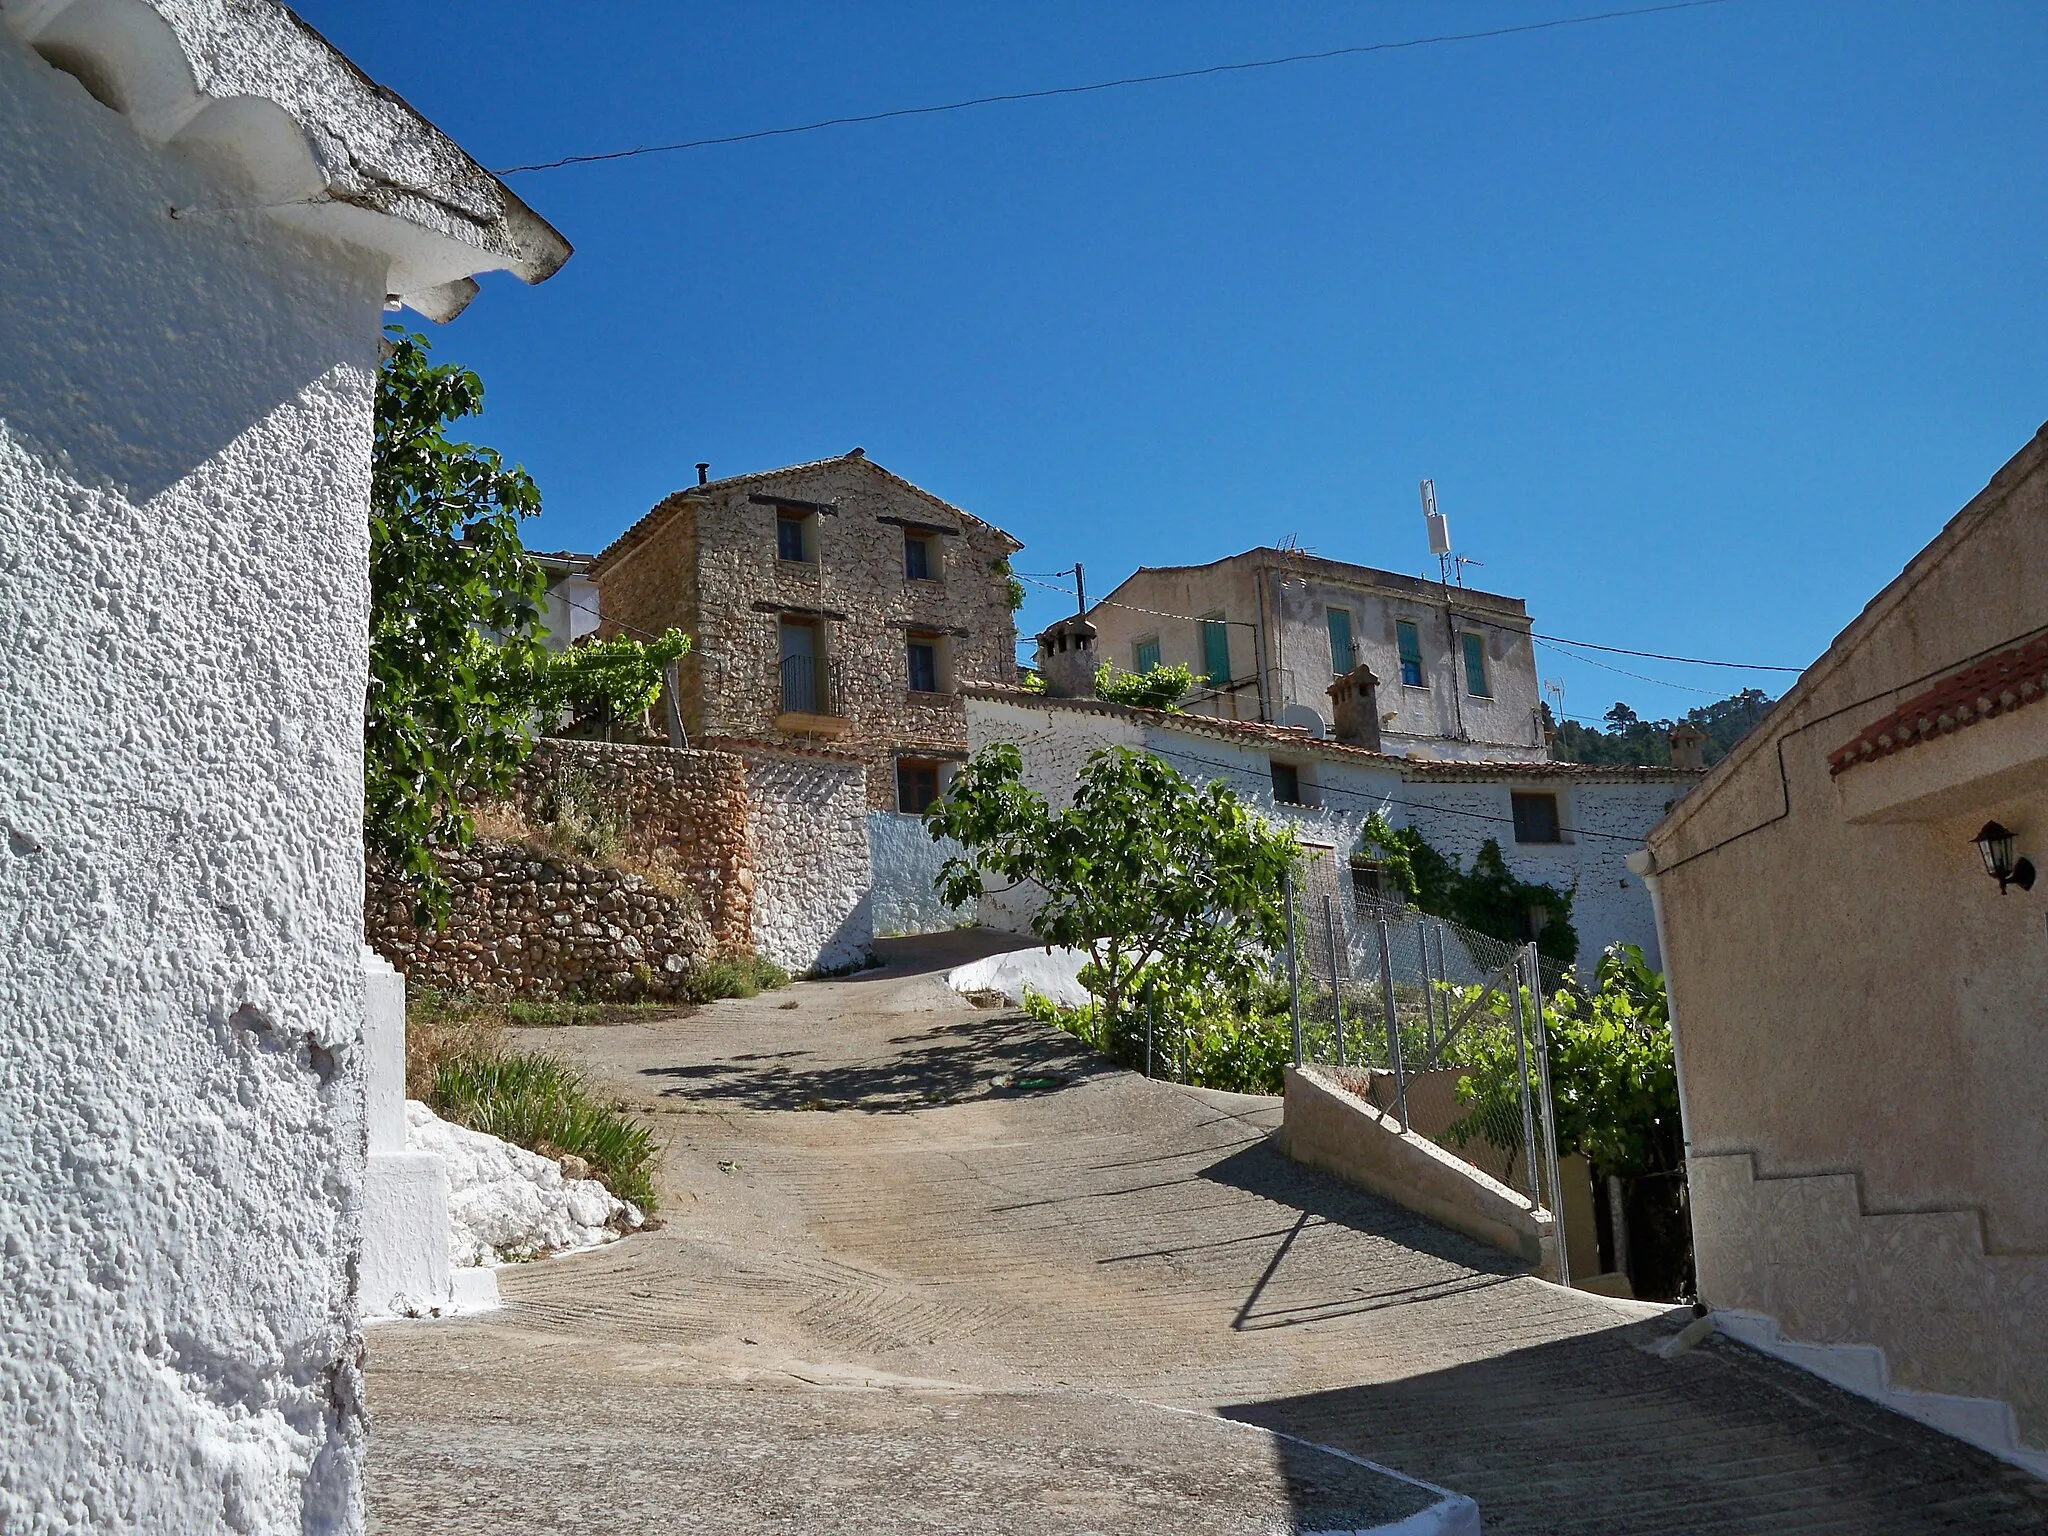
[368,738,876,993]
[503,740,753,954]
[367,841,717,1000]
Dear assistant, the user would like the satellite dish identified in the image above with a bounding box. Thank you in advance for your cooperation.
[1278,704,1326,738]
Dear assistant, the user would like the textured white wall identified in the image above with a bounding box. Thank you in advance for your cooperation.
[867,812,973,936]
[1,35,383,1534]
[966,699,1675,969]
[1398,780,1679,965]
[741,752,875,973]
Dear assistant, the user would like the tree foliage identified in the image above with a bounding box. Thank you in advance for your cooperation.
[368,330,686,918]
[1094,661,1197,711]
[926,744,1297,1037]
[1445,944,1678,1181]
[1355,813,1578,965]
[1548,688,1775,768]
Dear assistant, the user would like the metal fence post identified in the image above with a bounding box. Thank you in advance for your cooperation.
[1145,989,1155,1080]
[1423,921,1440,1056]
[1322,894,1346,1070]
[1529,944,1570,1287]
[1285,868,1303,1068]
[1509,954,1541,1207]
[1377,915,1406,1129]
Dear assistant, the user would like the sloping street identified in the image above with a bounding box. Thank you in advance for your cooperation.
[367,935,2048,1533]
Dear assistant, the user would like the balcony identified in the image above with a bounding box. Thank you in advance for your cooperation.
[776,654,848,735]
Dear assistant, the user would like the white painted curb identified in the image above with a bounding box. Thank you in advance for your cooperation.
[1713,1310,2048,1481]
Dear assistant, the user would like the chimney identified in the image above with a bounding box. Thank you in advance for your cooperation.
[1668,722,1707,771]
[1327,663,1384,751]
[1033,614,1100,699]
[696,462,710,486]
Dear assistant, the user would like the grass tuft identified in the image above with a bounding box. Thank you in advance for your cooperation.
[427,1047,660,1211]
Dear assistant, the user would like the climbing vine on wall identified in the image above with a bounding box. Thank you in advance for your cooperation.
[1355,812,1578,965]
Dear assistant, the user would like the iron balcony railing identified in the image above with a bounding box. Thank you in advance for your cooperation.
[780,654,838,716]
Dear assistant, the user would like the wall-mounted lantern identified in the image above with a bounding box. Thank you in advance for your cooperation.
[1974,821,2035,894]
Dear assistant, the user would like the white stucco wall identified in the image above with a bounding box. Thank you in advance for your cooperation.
[0,31,385,1533]
[963,696,1681,969]
[867,811,973,936]
[740,751,875,974]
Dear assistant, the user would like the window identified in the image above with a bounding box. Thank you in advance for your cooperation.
[1134,635,1161,673]
[1351,861,1404,915]
[776,513,809,563]
[904,532,933,580]
[1511,791,1562,844]
[897,757,942,814]
[779,619,825,714]
[1270,760,1302,805]
[1201,616,1231,684]
[907,635,940,693]
[1461,631,1491,698]
[1396,620,1425,687]
[1327,606,1354,678]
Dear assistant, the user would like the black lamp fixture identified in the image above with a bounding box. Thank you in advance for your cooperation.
[1974,821,2035,894]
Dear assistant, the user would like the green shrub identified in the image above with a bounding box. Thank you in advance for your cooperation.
[680,953,790,1002]
[1020,983,1293,1094]
[429,1047,660,1211]
[1093,661,1197,711]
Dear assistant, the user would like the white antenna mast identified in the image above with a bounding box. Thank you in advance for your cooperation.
[1421,479,1451,585]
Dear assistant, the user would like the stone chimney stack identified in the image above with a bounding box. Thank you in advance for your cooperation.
[1327,663,1385,751]
[1668,721,1708,771]
[1033,615,1100,699]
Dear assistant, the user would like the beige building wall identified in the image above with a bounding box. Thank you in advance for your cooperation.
[1645,423,2048,1458]
[1090,550,1545,761]
[593,452,1021,810]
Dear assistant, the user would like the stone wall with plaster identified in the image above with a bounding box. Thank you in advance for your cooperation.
[0,29,380,1529]
[737,745,875,973]
[868,811,973,936]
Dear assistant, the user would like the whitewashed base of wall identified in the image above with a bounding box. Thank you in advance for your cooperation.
[1712,1311,2048,1481]
[360,949,499,1319]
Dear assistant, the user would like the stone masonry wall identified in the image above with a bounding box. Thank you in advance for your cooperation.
[502,739,753,954]
[367,842,717,1000]
[597,452,1022,811]
[367,740,755,998]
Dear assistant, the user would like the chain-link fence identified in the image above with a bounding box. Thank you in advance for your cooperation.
[1282,851,1574,1282]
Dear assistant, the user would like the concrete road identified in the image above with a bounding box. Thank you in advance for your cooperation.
[367,932,2048,1534]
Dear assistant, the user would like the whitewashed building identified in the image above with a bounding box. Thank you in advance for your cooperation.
[962,689,1700,967]
[1,3,567,1530]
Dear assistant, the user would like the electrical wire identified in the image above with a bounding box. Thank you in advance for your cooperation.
[1533,637,1721,696]
[1533,632,1802,672]
[495,0,1735,175]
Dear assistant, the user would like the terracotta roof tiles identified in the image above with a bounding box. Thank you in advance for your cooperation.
[1828,635,2048,776]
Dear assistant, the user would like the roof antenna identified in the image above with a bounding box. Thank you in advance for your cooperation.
[1420,479,1478,587]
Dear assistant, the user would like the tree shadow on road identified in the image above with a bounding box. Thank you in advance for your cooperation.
[639,1013,1107,1112]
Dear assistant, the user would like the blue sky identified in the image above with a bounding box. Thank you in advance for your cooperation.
[299,0,2048,725]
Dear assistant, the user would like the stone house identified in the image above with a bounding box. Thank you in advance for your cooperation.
[591,450,1023,811]
[1085,548,1547,762]
[1639,423,2048,1476]
[1,2,567,1529]
[963,688,1698,966]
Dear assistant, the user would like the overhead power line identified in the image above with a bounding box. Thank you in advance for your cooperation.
[496,0,1736,175]
[1534,633,1802,673]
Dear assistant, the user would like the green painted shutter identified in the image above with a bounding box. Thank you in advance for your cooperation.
[1201,619,1231,684]
[1134,637,1161,673]
[1461,632,1490,697]
[1326,608,1353,677]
